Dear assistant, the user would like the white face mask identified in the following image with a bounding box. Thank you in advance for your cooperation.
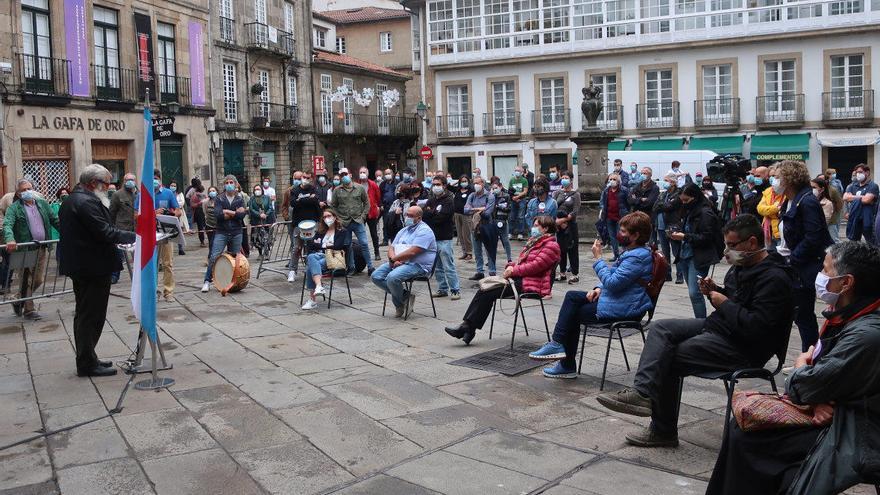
[324,217,335,227]
[857,172,867,183]
[474,184,483,193]
[771,177,785,194]
[815,272,844,306]
[254,190,263,196]
[608,180,618,188]
[723,246,764,266]
[359,173,368,180]
[812,188,821,198]
[431,185,444,195]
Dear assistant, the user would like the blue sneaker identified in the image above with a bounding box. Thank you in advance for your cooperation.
[529,341,567,361]
[542,362,577,379]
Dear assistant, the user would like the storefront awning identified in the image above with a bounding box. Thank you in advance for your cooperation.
[689,136,743,155]
[608,140,627,151]
[630,138,684,151]
[816,130,880,148]
[750,133,810,161]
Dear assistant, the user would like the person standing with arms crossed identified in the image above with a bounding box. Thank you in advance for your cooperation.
[331,168,375,275]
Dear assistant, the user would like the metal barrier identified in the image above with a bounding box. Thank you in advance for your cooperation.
[255,221,295,279]
[0,240,72,306]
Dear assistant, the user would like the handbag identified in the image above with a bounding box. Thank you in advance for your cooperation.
[478,276,519,316]
[325,249,347,271]
[732,391,817,432]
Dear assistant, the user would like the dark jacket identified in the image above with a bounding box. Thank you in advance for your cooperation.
[305,226,351,255]
[681,199,722,269]
[453,185,473,215]
[380,179,398,209]
[781,186,834,287]
[291,187,322,226]
[109,187,136,231]
[248,194,274,226]
[214,193,247,235]
[653,186,683,229]
[704,251,795,365]
[599,186,630,221]
[628,181,660,217]
[58,185,136,277]
[314,181,332,205]
[423,191,455,241]
[493,190,512,223]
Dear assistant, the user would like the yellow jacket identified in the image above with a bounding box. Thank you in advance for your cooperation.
[757,187,785,239]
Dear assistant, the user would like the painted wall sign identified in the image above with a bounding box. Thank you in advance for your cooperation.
[31,115,126,132]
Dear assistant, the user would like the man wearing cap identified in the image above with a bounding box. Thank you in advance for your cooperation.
[331,167,375,274]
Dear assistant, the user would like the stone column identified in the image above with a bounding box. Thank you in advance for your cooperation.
[571,129,613,242]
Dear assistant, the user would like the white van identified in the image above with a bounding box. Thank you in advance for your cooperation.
[605,150,719,179]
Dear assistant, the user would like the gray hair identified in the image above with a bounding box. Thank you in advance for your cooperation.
[79,164,111,185]
[827,241,880,297]
[16,178,32,190]
[222,174,239,185]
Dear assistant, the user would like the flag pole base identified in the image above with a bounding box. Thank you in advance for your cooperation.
[120,359,173,375]
[134,376,175,390]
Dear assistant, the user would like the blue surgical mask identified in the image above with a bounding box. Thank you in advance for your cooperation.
[560,178,571,188]
[754,178,764,186]
[154,179,161,190]
[224,183,235,192]
[21,190,35,201]
[549,172,558,181]
[169,186,177,192]
[332,179,341,187]
[514,171,521,178]
[747,175,756,185]
[404,216,415,227]
[695,177,704,186]
[659,181,668,191]
[831,173,837,180]
[341,175,352,185]
[530,226,542,238]
[208,191,217,198]
[293,179,302,187]
[460,181,469,188]
[402,173,412,183]
[125,180,136,190]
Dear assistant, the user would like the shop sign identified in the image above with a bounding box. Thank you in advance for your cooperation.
[752,152,807,161]
[151,116,175,139]
[31,115,126,132]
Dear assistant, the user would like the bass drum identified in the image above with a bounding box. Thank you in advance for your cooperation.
[350,240,367,273]
[212,253,250,295]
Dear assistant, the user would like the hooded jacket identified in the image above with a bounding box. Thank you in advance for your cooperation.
[681,197,722,269]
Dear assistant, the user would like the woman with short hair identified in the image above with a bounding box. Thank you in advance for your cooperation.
[670,183,722,319]
[302,209,351,310]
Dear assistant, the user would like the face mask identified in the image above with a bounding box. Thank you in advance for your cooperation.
[324,217,335,227]
[154,180,161,190]
[255,189,264,196]
[225,183,236,192]
[404,216,415,227]
[831,174,837,180]
[754,178,764,186]
[359,173,368,180]
[21,190,35,201]
[208,191,217,198]
[263,181,270,188]
[857,172,867,183]
[423,179,432,188]
[608,180,618,188]
[640,175,649,183]
[341,176,352,185]
[460,182,469,188]
[332,180,341,187]
[514,171,521,177]
[630,165,638,173]
[724,246,763,266]
[125,180,136,190]
[561,179,571,188]
[318,177,327,184]
[432,185,445,195]
[301,179,311,186]
[492,188,501,195]
[695,177,703,186]
[747,175,756,185]
[530,226,542,238]
[812,188,821,198]
[815,272,844,306]
[60,194,69,201]
[108,189,116,197]
[771,177,785,194]
[385,174,392,181]
[616,231,632,248]
[170,186,178,193]
[534,187,545,196]
[402,173,412,183]
[549,172,558,181]
[293,179,302,187]
[395,175,401,181]
[474,184,483,193]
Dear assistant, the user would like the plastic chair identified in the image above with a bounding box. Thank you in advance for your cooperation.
[298,250,352,309]
[488,263,557,350]
[381,256,438,321]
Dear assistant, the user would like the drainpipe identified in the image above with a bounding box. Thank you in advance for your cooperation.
[418,6,428,177]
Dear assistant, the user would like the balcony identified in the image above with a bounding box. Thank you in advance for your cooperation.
[822,90,874,126]
[694,98,741,130]
[219,16,236,44]
[157,74,192,107]
[319,113,418,137]
[636,102,680,131]
[531,108,571,135]
[93,65,137,108]
[17,54,70,104]
[250,102,298,130]
[482,111,521,137]
[581,105,623,134]
[245,22,295,58]
[756,94,805,128]
[437,114,474,141]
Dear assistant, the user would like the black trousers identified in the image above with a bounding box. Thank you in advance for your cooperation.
[193,207,207,244]
[633,318,754,435]
[556,221,579,275]
[462,278,523,329]
[72,274,112,372]
[366,217,380,258]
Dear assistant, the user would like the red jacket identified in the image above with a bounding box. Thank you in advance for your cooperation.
[509,234,561,296]
[359,179,381,220]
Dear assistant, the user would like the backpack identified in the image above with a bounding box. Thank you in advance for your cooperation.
[638,244,669,302]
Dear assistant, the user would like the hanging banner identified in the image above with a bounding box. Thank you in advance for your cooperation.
[63,0,89,97]
[134,13,156,101]
[188,21,206,107]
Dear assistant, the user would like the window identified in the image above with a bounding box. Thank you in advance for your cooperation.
[830,54,864,113]
[446,85,470,134]
[644,69,674,124]
[380,31,393,52]
[336,36,346,53]
[491,81,516,132]
[512,0,540,46]
[315,28,327,48]
[763,60,796,114]
[748,0,782,23]
[258,70,270,121]
[411,15,422,63]
[377,84,390,135]
[485,0,510,49]
[254,0,267,24]
[573,0,603,41]
[93,7,120,96]
[543,0,570,43]
[156,23,177,97]
[321,93,333,133]
[605,0,637,37]
[284,2,295,33]
[590,74,619,126]
[428,0,453,55]
[320,74,332,92]
[540,78,566,131]
[287,74,297,106]
[701,64,733,118]
[223,62,238,122]
[343,77,354,133]
[786,0,822,19]
[709,0,743,26]
[219,0,235,42]
[640,0,670,33]
[455,0,480,52]
[21,0,52,86]
[830,0,863,14]
[674,0,706,30]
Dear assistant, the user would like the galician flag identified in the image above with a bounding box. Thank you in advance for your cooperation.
[131,104,158,343]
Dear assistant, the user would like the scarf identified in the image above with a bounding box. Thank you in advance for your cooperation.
[819,297,880,338]
[518,234,551,263]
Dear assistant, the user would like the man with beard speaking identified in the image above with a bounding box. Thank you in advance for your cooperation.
[59,164,136,377]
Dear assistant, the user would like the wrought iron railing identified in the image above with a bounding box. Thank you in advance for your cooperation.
[582,105,623,132]
[756,94,805,125]
[531,108,571,134]
[822,90,874,122]
[94,65,138,102]
[482,111,521,136]
[18,54,70,96]
[636,101,680,129]
[250,102,298,129]
[157,74,192,106]
[694,98,740,128]
[219,16,236,44]
[319,113,418,136]
[245,22,295,57]
[437,114,475,139]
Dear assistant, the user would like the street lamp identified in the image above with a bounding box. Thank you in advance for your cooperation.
[415,101,428,121]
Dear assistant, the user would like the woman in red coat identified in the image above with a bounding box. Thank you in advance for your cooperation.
[445,216,561,344]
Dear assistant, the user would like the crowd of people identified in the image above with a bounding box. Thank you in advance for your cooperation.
[0,155,878,493]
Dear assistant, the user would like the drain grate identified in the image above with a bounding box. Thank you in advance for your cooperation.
[449,342,545,376]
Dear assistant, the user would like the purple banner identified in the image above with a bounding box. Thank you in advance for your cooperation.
[188,22,206,107]
[64,0,89,97]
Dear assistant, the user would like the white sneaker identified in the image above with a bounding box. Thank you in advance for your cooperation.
[287,270,296,282]
[314,285,326,296]
[301,300,319,310]
[201,281,210,293]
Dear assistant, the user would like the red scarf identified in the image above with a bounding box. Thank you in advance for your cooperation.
[819,298,880,337]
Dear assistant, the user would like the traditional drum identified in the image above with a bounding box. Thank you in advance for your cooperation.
[212,253,250,295]
[298,219,317,240]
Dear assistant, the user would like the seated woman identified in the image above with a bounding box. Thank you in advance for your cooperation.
[301,209,351,310]
[707,240,880,495]
[444,216,561,345]
[529,211,655,379]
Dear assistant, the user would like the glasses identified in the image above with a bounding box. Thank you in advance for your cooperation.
[724,238,751,249]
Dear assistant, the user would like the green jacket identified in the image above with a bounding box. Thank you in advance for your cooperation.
[3,198,60,246]
[330,183,369,225]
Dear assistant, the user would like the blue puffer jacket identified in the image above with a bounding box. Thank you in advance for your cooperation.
[593,245,654,320]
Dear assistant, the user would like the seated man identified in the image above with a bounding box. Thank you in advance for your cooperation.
[708,241,880,494]
[596,214,794,447]
[371,206,437,318]
[529,211,654,378]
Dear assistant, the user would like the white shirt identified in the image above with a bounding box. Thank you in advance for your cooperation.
[263,186,276,201]
[322,230,335,248]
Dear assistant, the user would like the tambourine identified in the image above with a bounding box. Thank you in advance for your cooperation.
[298,220,317,240]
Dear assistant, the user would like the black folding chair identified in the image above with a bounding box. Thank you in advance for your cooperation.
[580,305,655,391]
[488,263,557,350]
[381,256,438,321]
[298,250,352,309]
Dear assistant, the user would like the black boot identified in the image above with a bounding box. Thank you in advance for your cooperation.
[445,322,470,339]
[462,328,476,345]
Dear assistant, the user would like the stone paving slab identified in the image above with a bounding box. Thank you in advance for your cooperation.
[140,449,264,495]
[324,373,462,420]
[330,474,442,495]
[381,404,533,450]
[55,457,153,495]
[232,439,355,494]
[114,408,217,460]
[559,458,708,494]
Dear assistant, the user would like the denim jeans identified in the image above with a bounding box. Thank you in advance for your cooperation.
[305,253,327,290]
[606,219,621,258]
[347,221,374,271]
[472,230,497,275]
[551,291,602,369]
[204,232,243,282]
[509,201,522,236]
[371,261,426,309]
[680,258,709,318]
[434,240,460,293]
[497,222,512,262]
[828,222,840,243]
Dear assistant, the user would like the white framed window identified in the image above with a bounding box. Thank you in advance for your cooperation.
[411,15,422,63]
[748,0,782,23]
[320,74,331,91]
[484,0,510,49]
[512,0,540,46]
[254,0,267,24]
[315,28,327,48]
[284,2,295,33]
[223,62,238,122]
[674,0,706,30]
[702,64,733,118]
[830,0,863,14]
[377,83,389,135]
[343,77,354,133]
[573,0,603,41]
[258,70,270,121]
[491,81,516,132]
[321,92,333,133]
[540,77,565,131]
[830,54,865,113]
[93,7,119,91]
[764,60,796,115]
[605,0,637,37]
[219,0,235,42]
[219,0,233,19]
[455,0,480,52]
[543,0,570,43]
[428,0,453,55]
[380,31,393,52]
[446,85,470,134]
[156,22,177,96]
[286,74,297,106]
[336,37,346,53]
[590,74,618,127]
[21,0,52,83]
[644,69,674,124]
[640,0,671,33]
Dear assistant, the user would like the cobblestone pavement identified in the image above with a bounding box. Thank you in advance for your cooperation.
[0,239,874,494]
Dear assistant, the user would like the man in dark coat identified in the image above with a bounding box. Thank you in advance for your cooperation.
[423,173,459,299]
[628,166,660,222]
[59,164,136,377]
